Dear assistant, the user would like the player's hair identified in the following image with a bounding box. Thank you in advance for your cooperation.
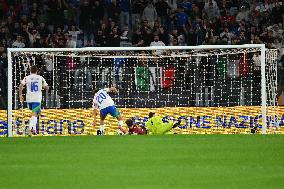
[93,88,100,94]
[149,112,155,118]
[30,65,38,74]
[125,119,133,127]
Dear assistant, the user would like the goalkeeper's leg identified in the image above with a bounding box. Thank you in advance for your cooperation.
[156,122,174,134]
[156,118,181,134]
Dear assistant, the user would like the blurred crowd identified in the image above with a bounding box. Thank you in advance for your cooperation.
[0,0,282,50]
[0,0,283,108]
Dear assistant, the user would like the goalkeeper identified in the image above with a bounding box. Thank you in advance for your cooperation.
[145,112,179,135]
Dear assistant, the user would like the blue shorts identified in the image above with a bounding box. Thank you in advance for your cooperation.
[100,105,120,118]
[28,102,41,114]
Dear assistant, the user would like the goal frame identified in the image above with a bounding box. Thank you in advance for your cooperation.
[7,44,267,137]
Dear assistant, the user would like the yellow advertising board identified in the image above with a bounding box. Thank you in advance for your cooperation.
[0,106,284,136]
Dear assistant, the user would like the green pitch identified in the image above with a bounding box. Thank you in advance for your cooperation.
[0,135,284,189]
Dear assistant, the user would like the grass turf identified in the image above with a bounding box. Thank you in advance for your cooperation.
[0,135,284,189]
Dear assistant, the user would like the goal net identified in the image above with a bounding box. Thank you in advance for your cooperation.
[3,45,283,137]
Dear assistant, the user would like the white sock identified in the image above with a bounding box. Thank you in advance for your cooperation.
[29,116,37,132]
[33,116,38,131]
[100,125,104,133]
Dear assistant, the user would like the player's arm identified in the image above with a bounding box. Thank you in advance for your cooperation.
[19,78,26,103]
[43,85,49,91]
[42,78,49,91]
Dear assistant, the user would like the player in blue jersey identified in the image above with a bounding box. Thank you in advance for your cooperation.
[19,65,49,135]
[92,87,126,135]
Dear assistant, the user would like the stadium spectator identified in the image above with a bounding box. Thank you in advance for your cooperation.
[93,30,105,47]
[93,0,105,24]
[150,34,165,46]
[220,27,234,45]
[150,34,165,55]
[131,0,145,28]
[79,0,92,29]
[186,27,197,46]
[178,0,192,14]
[174,6,189,30]
[195,23,206,45]
[158,26,169,45]
[12,35,25,48]
[255,0,273,13]
[155,0,171,27]
[203,0,221,20]
[38,22,49,38]
[169,28,185,46]
[239,30,249,44]
[142,24,153,46]
[190,2,201,19]
[25,25,41,47]
[108,26,121,47]
[118,0,130,29]
[65,33,76,48]
[132,27,144,46]
[74,57,92,90]
[0,60,6,109]
[68,25,82,48]
[0,51,7,104]
[277,55,284,101]
[271,1,284,24]
[235,6,249,23]
[142,2,158,28]
[107,0,121,23]
[62,1,79,26]
[11,21,21,39]
[47,0,64,30]
[120,24,132,46]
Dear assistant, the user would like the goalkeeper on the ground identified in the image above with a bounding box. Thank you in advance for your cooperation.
[126,112,179,135]
[145,112,179,135]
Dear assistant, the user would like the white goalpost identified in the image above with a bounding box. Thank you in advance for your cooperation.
[6,44,279,137]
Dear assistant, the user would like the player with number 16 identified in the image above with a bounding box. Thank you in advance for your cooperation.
[19,65,49,136]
